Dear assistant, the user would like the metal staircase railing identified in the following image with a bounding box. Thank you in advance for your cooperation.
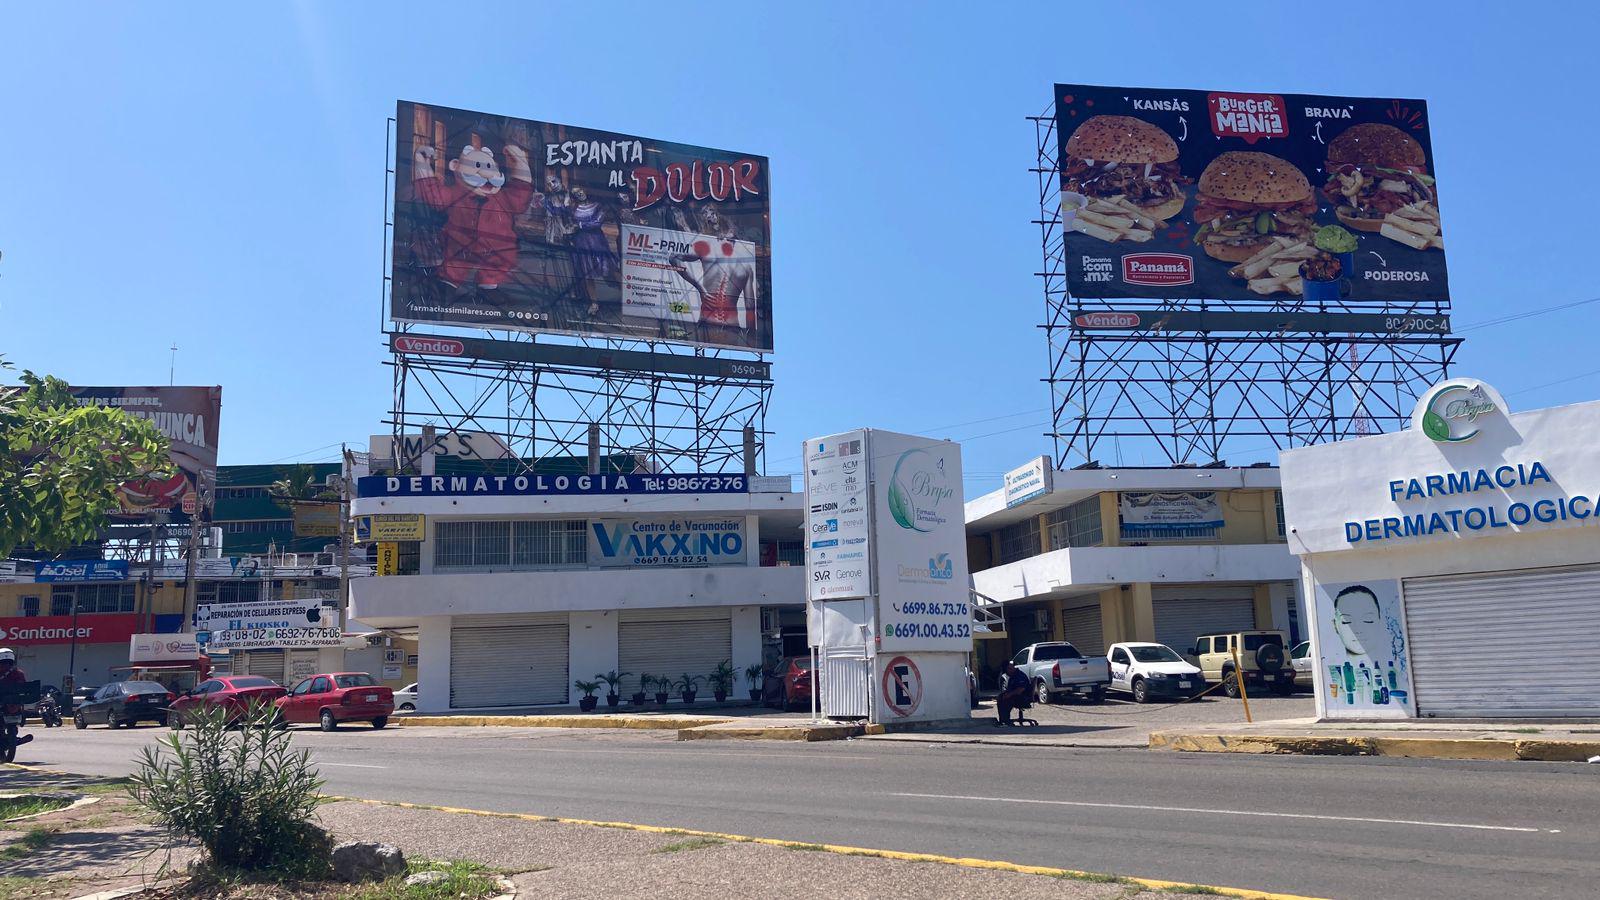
[971,589,1006,635]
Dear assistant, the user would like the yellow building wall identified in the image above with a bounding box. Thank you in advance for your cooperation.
[0,580,189,618]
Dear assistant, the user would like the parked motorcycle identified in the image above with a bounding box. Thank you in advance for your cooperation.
[36,692,63,728]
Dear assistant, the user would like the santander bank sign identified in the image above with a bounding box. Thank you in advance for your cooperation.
[0,614,143,645]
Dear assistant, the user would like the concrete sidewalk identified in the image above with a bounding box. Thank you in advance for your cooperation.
[1150,717,1600,761]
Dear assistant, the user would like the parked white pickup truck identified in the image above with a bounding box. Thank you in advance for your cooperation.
[1011,642,1111,704]
[1106,642,1204,704]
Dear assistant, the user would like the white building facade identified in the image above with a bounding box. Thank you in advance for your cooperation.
[1281,380,1600,719]
[349,471,805,713]
[965,461,1304,686]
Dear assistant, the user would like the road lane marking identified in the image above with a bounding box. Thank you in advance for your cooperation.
[316,762,388,769]
[321,794,1326,900]
[887,792,1549,834]
[515,746,877,761]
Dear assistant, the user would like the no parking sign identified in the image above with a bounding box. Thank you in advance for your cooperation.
[881,655,922,718]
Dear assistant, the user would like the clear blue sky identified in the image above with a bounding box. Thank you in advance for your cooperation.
[2,3,1595,496]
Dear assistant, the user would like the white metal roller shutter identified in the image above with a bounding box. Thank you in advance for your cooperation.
[449,614,569,708]
[1061,604,1105,657]
[617,608,732,696]
[1154,598,1255,654]
[1403,564,1600,717]
[240,650,285,685]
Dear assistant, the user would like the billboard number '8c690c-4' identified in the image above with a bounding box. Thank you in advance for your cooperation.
[391,101,773,352]
[1054,83,1448,304]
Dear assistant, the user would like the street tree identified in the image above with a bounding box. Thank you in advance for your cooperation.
[269,463,338,503]
[0,360,173,558]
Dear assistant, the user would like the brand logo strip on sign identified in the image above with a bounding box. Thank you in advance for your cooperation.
[1121,254,1194,287]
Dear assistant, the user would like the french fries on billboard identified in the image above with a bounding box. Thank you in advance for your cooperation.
[1062,115,1191,243]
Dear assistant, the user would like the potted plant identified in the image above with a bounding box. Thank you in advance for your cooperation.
[597,670,629,709]
[630,673,651,707]
[744,663,765,702]
[650,675,671,706]
[675,673,702,705]
[574,679,601,712]
[708,660,734,703]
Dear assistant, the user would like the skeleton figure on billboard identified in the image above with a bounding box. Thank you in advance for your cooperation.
[669,206,760,347]
[411,133,534,295]
[537,174,574,246]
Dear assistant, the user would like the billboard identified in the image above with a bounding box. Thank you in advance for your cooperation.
[588,516,746,568]
[71,386,221,524]
[1054,84,1447,303]
[392,101,773,352]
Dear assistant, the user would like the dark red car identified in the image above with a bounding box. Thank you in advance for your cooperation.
[762,656,817,711]
[169,676,288,728]
[274,673,394,731]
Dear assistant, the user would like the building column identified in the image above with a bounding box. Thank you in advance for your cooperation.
[1050,597,1066,641]
[1128,582,1155,642]
[416,615,451,713]
[570,611,618,705]
[730,606,762,695]
[1252,584,1274,630]
[1097,588,1123,648]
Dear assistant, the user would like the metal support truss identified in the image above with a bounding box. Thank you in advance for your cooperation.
[1032,109,1460,466]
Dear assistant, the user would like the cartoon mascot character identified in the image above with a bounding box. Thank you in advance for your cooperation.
[412,133,533,292]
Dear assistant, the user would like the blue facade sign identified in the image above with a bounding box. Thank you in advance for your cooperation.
[357,472,748,498]
[34,560,129,583]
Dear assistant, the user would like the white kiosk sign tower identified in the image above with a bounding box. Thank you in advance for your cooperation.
[803,429,973,724]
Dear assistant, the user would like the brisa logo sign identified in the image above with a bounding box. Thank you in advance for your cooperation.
[888,449,954,532]
[1418,382,1499,443]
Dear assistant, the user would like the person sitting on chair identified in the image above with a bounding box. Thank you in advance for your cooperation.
[997,660,1033,726]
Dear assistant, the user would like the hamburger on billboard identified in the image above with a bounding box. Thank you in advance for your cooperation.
[1054,84,1447,304]
[391,101,773,353]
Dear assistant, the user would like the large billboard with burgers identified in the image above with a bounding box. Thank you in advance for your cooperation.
[70,386,221,525]
[391,101,773,353]
[1054,84,1447,304]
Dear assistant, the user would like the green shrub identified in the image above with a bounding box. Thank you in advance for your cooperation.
[127,699,328,876]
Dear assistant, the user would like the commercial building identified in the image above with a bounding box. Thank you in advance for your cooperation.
[348,470,806,713]
[213,463,346,557]
[964,458,1303,686]
[1281,379,1600,719]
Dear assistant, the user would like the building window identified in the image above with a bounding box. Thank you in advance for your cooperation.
[50,589,73,616]
[436,519,587,570]
[43,585,134,615]
[1047,497,1103,550]
[512,520,586,567]
[996,517,1042,565]
[761,540,804,567]
[20,596,39,617]
[1275,490,1286,539]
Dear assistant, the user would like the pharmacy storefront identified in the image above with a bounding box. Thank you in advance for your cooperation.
[1280,379,1600,719]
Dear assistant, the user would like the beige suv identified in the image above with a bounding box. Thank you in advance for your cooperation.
[1188,631,1295,698]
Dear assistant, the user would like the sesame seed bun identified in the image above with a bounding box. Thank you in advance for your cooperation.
[1065,115,1179,164]
[1196,151,1313,205]
[1326,123,1426,170]
[1138,194,1186,222]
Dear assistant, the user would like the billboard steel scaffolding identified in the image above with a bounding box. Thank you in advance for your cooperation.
[1032,110,1460,466]
[382,117,770,476]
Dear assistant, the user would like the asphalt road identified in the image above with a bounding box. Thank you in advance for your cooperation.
[13,722,1600,900]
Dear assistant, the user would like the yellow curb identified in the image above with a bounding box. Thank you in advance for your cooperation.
[676,723,863,742]
[320,794,1327,900]
[400,714,732,731]
[1150,731,1600,762]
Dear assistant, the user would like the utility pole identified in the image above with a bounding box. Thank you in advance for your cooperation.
[169,344,177,386]
[338,446,353,640]
[183,474,211,633]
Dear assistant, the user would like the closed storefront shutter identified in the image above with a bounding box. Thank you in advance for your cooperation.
[1403,564,1600,717]
[449,613,569,709]
[617,608,732,696]
[1153,591,1255,654]
[1061,603,1105,657]
[239,650,285,686]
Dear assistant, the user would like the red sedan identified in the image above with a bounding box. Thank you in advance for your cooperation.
[274,673,394,731]
[169,676,288,728]
[762,656,817,711]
